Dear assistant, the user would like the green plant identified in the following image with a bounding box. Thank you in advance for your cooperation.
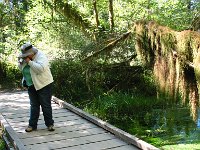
[0,139,5,150]
[0,126,5,150]
[51,60,91,104]
[84,92,161,122]
[0,61,22,89]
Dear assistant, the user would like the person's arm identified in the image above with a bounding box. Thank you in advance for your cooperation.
[28,55,49,74]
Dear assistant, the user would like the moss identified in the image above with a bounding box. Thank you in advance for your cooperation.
[132,20,200,120]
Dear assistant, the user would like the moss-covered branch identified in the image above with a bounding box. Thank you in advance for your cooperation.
[44,0,95,37]
[133,20,200,120]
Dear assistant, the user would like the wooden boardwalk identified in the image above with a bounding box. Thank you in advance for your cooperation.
[0,91,159,150]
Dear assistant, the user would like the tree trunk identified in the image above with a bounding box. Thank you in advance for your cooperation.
[108,0,114,31]
[92,0,100,44]
[93,0,100,28]
[147,0,151,19]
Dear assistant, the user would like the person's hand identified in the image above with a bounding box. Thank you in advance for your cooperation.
[18,58,24,64]
[24,57,31,63]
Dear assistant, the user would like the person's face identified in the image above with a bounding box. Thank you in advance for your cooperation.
[26,54,34,60]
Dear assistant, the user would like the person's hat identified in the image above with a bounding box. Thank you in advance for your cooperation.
[18,42,38,58]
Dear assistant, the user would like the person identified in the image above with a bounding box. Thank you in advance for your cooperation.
[18,42,55,132]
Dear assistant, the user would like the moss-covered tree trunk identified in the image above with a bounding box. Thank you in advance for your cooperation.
[133,20,200,120]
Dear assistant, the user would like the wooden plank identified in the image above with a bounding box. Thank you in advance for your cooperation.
[2,112,30,117]
[5,114,82,123]
[2,132,15,150]
[1,109,70,118]
[60,139,137,150]
[0,102,56,108]
[105,145,139,150]
[0,114,26,150]
[10,116,89,128]
[22,127,107,145]
[24,133,119,150]
[4,110,75,119]
[18,122,98,138]
[53,96,159,150]
[8,117,89,131]
[0,108,29,113]
[10,118,94,134]
[2,108,68,118]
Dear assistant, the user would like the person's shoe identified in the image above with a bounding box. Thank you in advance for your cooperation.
[25,126,37,132]
[48,125,55,131]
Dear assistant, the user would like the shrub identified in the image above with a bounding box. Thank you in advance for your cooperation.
[50,59,157,106]
[0,61,22,89]
[51,60,91,104]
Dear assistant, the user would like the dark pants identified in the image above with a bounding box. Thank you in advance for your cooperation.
[28,83,54,128]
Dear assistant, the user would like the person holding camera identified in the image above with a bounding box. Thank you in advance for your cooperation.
[18,42,55,132]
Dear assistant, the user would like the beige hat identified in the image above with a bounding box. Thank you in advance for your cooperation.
[18,42,38,58]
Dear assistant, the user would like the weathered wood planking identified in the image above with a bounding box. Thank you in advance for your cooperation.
[0,114,27,150]
[0,91,158,150]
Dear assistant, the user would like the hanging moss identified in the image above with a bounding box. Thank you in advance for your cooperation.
[133,20,200,121]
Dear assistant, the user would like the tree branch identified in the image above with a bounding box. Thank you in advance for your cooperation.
[82,31,131,62]
[44,0,95,37]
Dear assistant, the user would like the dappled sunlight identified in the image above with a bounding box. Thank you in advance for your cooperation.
[0,92,30,114]
[161,143,200,150]
[0,102,29,107]
[56,121,77,126]
[0,91,144,150]
[1,107,29,113]
[0,91,103,140]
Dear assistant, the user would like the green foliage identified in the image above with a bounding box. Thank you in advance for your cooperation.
[0,61,22,89]
[51,59,157,105]
[66,0,199,31]
[84,92,158,121]
[83,91,199,149]
[0,1,199,149]
[51,60,90,104]
[20,0,92,60]
[0,126,5,150]
[83,91,170,147]
[1,0,199,63]
[151,0,199,31]
[0,139,5,150]
[0,0,31,63]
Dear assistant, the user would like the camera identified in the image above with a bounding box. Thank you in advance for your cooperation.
[19,58,25,63]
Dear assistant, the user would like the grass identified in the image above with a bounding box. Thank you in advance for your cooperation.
[160,144,200,150]
[0,126,5,150]
[83,92,200,150]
